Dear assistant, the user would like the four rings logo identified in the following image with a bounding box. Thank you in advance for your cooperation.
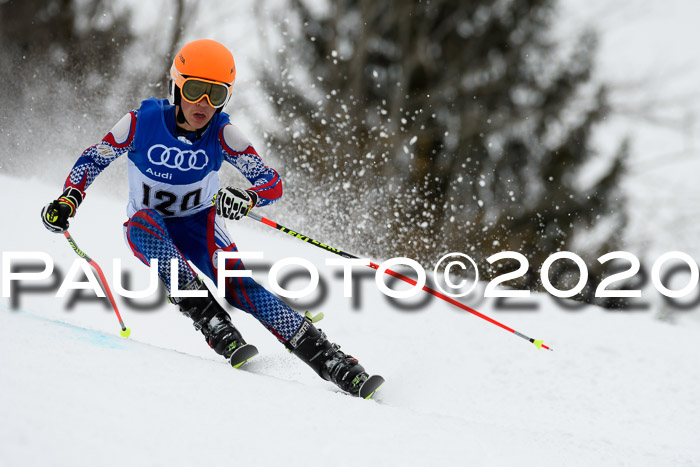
[147,144,209,172]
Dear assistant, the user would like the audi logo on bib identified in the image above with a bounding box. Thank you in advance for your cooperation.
[147,144,209,171]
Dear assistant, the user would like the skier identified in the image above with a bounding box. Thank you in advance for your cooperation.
[41,39,382,397]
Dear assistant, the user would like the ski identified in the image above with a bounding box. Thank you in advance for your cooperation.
[228,344,259,369]
[358,374,385,399]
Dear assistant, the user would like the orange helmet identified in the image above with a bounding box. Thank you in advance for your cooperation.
[168,39,236,109]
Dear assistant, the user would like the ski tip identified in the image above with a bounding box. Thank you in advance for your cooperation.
[230,344,259,369]
[359,375,385,400]
[364,384,384,400]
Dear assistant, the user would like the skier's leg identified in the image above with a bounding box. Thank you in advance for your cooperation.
[167,277,253,363]
[284,316,370,395]
[183,208,372,394]
[217,239,371,393]
[124,209,197,292]
[124,209,249,360]
[219,252,306,341]
[176,208,305,341]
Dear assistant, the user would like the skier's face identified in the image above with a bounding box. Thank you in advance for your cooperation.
[179,98,216,131]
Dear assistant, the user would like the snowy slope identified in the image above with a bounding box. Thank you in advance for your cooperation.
[2,173,700,467]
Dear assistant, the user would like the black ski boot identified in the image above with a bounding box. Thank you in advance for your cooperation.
[170,279,258,368]
[285,316,384,398]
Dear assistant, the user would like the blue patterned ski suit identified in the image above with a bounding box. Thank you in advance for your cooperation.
[63,98,303,342]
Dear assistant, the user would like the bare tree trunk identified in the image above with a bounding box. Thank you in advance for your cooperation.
[162,0,188,87]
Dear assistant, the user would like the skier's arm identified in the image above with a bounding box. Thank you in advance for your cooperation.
[64,111,136,194]
[219,124,283,207]
[41,111,136,233]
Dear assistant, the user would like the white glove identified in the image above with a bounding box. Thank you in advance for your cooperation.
[214,187,259,221]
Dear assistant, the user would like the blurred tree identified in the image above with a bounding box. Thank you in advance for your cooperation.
[257,0,627,298]
[0,0,191,179]
[0,0,193,104]
[0,0,137,176]
[0,0,134,103]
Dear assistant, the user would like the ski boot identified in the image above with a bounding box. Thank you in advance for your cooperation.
[170,278,258,368]
[285,315,384,398]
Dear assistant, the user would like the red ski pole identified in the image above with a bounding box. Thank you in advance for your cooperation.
[246,212,551,351]
[63,231,131,337]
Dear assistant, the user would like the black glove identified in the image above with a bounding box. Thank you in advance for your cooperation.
[214,187,258,221]
[41,187,84,233]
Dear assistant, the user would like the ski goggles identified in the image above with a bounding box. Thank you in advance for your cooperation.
[178,77,232,108]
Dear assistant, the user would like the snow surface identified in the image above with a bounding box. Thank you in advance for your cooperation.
[2,174,700,466]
